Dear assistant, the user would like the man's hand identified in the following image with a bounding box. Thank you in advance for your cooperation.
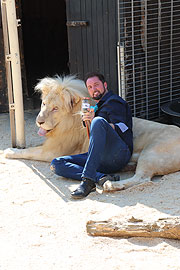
[82,109,95,123]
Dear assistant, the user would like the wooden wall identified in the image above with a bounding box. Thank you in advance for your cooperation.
[66,0,118,93]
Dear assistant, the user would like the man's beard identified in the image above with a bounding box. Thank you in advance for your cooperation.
[92,87,106,101]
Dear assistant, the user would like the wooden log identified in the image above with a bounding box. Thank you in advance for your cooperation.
[86,216,180,240]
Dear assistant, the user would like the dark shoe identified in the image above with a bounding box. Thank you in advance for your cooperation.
[98,174,120,187]
[71,178,96,199]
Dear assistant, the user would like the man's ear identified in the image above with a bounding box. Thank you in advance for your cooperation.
[104,82,108,90]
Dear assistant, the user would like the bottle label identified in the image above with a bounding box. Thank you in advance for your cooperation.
[82,103,90,111]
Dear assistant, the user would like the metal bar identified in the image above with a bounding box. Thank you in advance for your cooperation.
[158,0,161,117]
[120,45,126,99]
[117,0,121,96]
[170,0,173,101]
[145,0,148,119]
[117,43,121,96]
[66,21,89,27]
[131,0,136,116]
[117,0,126,99]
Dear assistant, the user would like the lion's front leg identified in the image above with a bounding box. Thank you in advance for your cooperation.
[3,146,53,162]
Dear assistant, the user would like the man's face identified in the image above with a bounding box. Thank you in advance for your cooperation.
[86,76,107,101]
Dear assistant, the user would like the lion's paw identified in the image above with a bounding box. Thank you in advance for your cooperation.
[3,148,20,159]
[103,180,125,192]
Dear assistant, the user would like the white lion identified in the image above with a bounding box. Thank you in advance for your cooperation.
[4,75,89,162]
[4,75,180,191]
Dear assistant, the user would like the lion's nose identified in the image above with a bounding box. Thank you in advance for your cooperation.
[37,121,45,125]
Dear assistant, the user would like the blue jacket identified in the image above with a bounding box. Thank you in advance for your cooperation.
[95,91,133,154]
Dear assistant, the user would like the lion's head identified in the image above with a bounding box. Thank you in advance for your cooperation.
[35,75,89,137]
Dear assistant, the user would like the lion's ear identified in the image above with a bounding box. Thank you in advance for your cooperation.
[61,89,80,111]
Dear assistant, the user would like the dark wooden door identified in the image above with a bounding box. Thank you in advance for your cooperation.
[66,0,118,92]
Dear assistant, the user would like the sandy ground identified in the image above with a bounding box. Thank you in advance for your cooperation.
[0,110,180,270]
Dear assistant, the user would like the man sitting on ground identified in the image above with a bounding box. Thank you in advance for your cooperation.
[50,72,133,199]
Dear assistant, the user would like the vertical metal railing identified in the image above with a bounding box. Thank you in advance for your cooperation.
[158,0,161,118]
[131,0,136,116]
[144,0,148,119]
[117,0,126,100]
[117,0,122,97]
[170,0,173,101]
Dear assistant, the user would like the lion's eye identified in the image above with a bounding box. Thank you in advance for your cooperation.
[52,106,58,112]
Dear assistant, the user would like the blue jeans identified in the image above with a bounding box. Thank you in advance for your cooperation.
[50,117,131,184]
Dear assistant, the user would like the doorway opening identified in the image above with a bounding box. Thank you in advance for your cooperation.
[21,0,69,106]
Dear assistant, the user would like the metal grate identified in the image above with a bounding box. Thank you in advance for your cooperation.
[117,0,180,119]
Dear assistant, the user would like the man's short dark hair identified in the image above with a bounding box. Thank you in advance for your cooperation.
[84,72,106,85]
